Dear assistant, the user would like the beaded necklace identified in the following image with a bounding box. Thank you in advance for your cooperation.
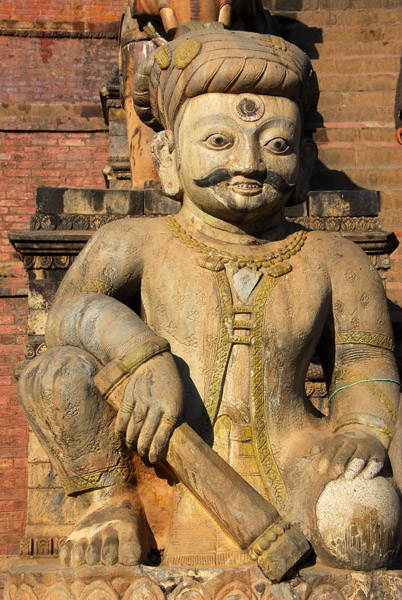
[166,215,307,276]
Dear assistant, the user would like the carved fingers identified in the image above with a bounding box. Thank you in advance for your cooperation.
[115,352,183,463]
[311,432,386,482]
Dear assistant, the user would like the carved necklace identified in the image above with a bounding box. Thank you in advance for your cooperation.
[166,215,307,277]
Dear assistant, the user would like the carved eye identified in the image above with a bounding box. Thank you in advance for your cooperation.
[203,133,233,150]
[265,137,290,154]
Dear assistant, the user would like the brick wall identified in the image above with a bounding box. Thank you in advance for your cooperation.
[1,0,402,562]
[0,131,109,269]
[0,1,122,23]
[0,295,27,556]
[0,1,121,558]
[0,37,118,105]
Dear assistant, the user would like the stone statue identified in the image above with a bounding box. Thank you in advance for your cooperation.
[18,24,402,579]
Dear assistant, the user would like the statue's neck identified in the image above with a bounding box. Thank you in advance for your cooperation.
[180,196,290,245]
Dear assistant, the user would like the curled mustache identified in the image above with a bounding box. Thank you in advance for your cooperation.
[193,168,295,193]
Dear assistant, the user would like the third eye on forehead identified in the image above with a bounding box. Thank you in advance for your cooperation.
[192,115,297,139]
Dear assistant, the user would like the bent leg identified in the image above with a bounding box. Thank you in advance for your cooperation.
[18,345,130,483]
[18,346,148,566]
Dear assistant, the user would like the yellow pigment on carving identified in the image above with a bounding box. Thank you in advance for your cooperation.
[166,217,302,507]
[166,215,307,271]
[174,39,202,69]
[65,279,115,296]
[335,330,395,352]
[155,45,171,70]
[250,273,287,508]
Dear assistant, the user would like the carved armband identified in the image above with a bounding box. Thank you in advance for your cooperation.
[332,412,396,449]
[334,330,395,352]
[61,465,132,496]
[328,368,399,422]
[94,336,171,411]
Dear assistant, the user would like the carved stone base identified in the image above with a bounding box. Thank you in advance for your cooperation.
[4,559,402,599]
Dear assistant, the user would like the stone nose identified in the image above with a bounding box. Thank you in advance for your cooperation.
[228,136,266,178]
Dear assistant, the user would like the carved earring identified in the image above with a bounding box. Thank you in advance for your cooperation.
[150,130,183,199]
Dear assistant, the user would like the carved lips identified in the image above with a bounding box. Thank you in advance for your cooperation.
[228,178,264,196]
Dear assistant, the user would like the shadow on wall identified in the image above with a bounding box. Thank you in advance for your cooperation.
[388,300,402,369]
[311,160,364,191]
[395,54,402,145]
[231,0,275,33]
[272,15,365,191]
[272,14,323,57]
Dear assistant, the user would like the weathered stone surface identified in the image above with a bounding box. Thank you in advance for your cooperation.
[144,189,181,216]
[308,190,379,217]
[36,187,143,216]
[9,13,402,597]
[5,561,402,599]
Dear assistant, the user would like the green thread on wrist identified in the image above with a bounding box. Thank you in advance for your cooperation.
[328,378,401,405]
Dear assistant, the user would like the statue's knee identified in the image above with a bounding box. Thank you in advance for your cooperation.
[18,346,101,411]
[313,475,401,570]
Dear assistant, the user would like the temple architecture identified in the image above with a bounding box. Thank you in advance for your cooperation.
[1,2,402,599]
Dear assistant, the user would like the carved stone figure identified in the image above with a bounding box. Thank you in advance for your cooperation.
[119,0,272,188]
[17,24,402,579]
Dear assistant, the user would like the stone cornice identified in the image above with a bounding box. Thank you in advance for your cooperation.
[0,20,119,39]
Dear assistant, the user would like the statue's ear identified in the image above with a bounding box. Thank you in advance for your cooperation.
[151,130,183,199]
[288,137,317,206]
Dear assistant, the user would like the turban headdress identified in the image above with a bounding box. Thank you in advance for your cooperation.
[133,23,319,131]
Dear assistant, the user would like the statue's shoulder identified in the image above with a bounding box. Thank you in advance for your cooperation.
[305,229,368,261]
[89,216,169,254]
[305,229,377,281]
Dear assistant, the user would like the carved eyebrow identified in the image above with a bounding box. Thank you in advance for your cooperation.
[191,116,297,134]
[256,118,297,134]
[192,115,238,128]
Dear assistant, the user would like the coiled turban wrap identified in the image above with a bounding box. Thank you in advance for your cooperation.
[133,24,319,132]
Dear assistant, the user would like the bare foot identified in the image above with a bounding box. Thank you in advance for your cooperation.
[59,484,148,567]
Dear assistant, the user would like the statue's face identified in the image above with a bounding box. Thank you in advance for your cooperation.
[175,93,302,224]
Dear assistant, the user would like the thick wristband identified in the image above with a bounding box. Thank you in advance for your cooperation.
[94,335,170,410]
[332,412,395,449]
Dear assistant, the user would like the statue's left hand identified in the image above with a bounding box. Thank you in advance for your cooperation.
[310,431,386,481]
[115,352,184,463]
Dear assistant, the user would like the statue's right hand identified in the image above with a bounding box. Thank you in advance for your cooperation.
[115,352,184,464]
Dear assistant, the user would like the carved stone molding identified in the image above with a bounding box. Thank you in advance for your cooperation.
[23,254,74,271]
[20,536,66,557]
[290,215,381,232]
[23,342,47,360]
[4,560,402,600]
[8,230,91,261]
[31,213,125,232]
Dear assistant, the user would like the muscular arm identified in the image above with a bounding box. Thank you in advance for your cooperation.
[315,236,400,478]
[46,220,154,364]
[45,219,184,462]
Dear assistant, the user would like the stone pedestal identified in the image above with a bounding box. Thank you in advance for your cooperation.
[4,559,402,599]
